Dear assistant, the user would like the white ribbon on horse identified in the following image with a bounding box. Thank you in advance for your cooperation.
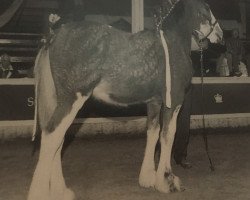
[160,30,172,108]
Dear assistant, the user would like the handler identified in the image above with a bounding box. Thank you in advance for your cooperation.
[0,53,18,78]
[173,38,209,169]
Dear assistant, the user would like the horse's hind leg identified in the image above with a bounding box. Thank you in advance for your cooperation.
[28,93,88,200]
[139,98,161,188]
[50,138,74,200]
[155,105,182,193]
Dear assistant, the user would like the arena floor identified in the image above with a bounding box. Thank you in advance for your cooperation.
[1,131,250,200]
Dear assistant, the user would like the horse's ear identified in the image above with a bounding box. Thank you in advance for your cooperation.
[196,1,212,23]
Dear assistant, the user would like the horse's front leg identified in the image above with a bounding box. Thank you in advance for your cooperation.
[139,99,161,188]
[155,105,183,193]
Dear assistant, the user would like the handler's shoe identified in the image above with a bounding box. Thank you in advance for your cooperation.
[176,159,192,169]
[234,71,242,77]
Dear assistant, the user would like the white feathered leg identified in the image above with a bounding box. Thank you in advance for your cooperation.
[155,105,182,193]
[28,93,88,200]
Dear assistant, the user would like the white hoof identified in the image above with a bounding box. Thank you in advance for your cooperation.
[50,188,75,200]
[171,175,182,192]
[155,178,170,193]
[27,186,50,200]
[27,192,50,200]
[139,169,156,188]
[63,188,75,200]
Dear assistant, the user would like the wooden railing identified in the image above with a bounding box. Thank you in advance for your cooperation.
[0,32,42,72]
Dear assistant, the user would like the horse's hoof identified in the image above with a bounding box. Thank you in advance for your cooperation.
[139,169,156,188]
[155,173,183,193]
[63,188,75,200]
[167,173,182,192]
[155,178,170,193]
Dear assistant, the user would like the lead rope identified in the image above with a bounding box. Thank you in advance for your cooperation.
[199,47,215,171]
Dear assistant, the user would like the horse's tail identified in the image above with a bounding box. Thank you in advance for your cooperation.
[32,47,57,143]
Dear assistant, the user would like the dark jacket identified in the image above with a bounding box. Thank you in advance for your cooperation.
[0,65,19,78]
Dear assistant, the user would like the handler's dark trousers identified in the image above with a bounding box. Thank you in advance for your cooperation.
[173,86,192,164]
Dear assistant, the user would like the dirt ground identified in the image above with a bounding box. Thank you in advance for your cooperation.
[1,131,250,200]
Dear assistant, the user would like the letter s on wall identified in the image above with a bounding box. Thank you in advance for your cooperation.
[27,97,34,107]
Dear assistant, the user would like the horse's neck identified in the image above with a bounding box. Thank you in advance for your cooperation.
[165,8,193,53]
[165,25,192,54]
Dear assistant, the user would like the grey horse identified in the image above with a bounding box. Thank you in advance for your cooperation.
[28,0,223,199]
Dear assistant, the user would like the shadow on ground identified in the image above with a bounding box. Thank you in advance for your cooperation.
[1,131,250,200]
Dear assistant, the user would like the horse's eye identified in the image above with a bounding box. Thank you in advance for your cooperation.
[197,11,202,18]
[198,10,212,24]
[198,12,207,22]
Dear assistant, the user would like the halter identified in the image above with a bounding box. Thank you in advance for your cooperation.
[193,19,219,43]
[205,20,218,38]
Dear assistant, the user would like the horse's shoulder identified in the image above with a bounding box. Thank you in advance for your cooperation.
[128,30,160,47]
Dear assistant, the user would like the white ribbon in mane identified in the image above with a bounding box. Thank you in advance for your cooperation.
[160,30,171,108]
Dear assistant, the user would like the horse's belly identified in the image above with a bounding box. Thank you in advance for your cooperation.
[92,81,127,106]
[92,80,155,106]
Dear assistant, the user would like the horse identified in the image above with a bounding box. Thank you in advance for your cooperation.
[28,0,223,199]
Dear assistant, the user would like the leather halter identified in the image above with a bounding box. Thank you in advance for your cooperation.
[193,19,219,43]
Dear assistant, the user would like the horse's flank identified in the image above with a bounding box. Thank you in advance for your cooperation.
[49,21,166,104]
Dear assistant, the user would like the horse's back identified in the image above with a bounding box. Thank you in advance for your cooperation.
[47,21,163,99]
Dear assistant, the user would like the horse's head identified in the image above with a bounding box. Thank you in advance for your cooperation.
[191,0,223,44]
[158,0,222,49]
